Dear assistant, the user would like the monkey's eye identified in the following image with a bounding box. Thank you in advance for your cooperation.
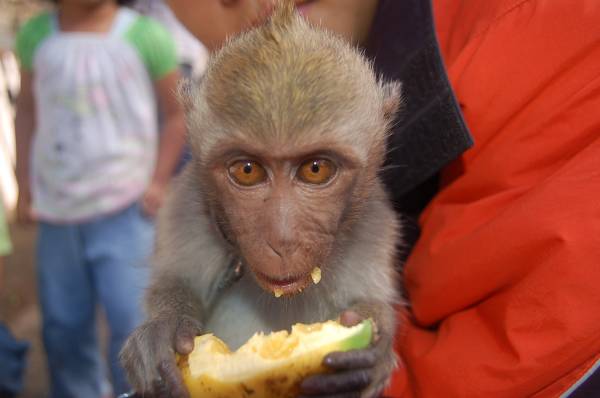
[228,160,267,186]
[297,159,337,185]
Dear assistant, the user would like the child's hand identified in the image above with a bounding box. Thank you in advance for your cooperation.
[142,180,167,218]
[16,190,34,224]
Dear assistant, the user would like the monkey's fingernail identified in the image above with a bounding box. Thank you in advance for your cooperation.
[177,340,194,354]
[339,311,363,327]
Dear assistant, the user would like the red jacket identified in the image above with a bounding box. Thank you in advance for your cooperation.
[387,0,600,396]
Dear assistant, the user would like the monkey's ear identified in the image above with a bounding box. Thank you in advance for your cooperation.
[381,81,403,121]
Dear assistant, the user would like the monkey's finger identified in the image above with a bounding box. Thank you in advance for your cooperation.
[152,377,171,398]
[323,348,377,370]
[120,338,156,394]
[174,316,202,354]
[158,360,190,398]
[300,369,372,395]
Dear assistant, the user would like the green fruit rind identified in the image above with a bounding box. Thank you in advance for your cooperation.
[338,319,373,352]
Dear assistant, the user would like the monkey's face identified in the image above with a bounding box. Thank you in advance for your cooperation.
[206,141,366,296]
[186,3,400,297]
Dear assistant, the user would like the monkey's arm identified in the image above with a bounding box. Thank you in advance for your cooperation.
[299,301,398,398]
[121,167,231,397]
[120,276,203,397]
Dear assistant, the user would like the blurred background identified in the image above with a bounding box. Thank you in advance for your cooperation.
[1,2,48,397]
[0,1,208,396]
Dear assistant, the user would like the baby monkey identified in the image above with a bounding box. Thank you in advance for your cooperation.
[121,2,402,397]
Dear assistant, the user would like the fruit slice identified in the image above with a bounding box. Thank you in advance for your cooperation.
[178,320,372,398]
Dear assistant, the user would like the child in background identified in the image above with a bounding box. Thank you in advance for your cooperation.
[13,0,186,396]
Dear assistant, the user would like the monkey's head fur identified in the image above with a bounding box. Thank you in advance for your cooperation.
[182,1,401,296]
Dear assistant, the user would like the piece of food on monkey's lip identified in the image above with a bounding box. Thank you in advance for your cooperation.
[311,267,322,284]
[178,319,372,398]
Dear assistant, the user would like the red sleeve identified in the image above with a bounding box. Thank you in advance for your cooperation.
[387,1,600,396]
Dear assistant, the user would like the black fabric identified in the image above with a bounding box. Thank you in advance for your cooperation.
[566,364,600,398]
[365,0,473,218]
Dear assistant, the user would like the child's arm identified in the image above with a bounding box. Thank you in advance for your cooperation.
[14,70,35,224]
[142,69,186,217]
[0,204,12,290]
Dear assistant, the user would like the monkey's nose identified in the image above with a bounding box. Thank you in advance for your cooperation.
[266,240,299,260]
[267,241,283,259]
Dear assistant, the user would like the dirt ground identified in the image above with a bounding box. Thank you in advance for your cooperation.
[1,223,110,398]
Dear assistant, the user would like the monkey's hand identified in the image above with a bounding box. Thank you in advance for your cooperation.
[120,315,202,398]
[299,309,397,398]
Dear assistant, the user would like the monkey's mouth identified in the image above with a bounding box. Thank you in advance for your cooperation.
[254,271,312,297]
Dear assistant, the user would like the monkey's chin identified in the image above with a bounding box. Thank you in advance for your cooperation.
[253,271,312,297]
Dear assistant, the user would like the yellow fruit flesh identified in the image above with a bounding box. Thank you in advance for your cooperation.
[178,320,372,398]
[311,267,322,284]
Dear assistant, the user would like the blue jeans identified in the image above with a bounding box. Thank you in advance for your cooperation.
[37,203,153,398]
[0,323,29,397]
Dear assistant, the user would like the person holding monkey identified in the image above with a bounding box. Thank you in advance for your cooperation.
[148,1,599,397]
